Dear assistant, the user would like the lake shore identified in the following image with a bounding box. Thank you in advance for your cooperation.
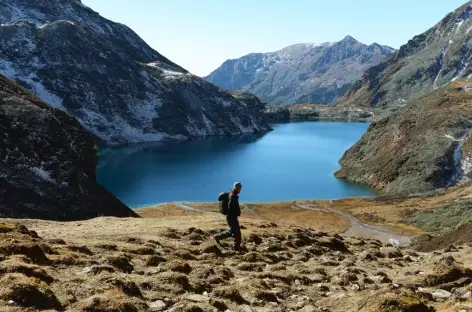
[135,182,472,243]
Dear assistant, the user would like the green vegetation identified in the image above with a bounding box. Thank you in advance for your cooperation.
[409,198,472,233]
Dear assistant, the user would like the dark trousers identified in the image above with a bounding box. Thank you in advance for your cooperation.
[215,215,241,250]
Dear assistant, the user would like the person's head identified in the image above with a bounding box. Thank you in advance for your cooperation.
[232,182,242,194]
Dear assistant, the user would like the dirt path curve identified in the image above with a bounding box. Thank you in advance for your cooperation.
[295,204,413,246]
[174,202,217,213]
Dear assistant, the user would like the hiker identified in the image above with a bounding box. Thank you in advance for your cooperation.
[214,182,242,252]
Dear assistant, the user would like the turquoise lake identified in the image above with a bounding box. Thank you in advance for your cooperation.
[97,122,374,207]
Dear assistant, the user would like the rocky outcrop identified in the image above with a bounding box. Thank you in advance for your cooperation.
[0,73,137,220]
[205,36,395,105]
[339,1,472,112]
[335,82,472,195]
[229,90,290,122]
[264,105,291,122]
[0,0,270,145]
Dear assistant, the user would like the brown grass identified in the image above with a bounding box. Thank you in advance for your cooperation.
[5,186,472,311]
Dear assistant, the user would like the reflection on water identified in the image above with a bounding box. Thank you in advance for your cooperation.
[97,122,374,207]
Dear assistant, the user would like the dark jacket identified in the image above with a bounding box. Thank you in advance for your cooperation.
[228,192,241,217]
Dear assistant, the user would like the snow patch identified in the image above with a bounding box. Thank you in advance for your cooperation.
[30,80,65,110]
[446,128,470,186]
[0,59,18,79]
[127,97,161,121]
[0,59,66,110]
[220,100,233,107]
[467,25,472,34]
[463,156,472,176]
[39,20,75,29]
[31,167,55,183]
[455,20,465,34]
[433,42,451,89]
[451,62,469,82]
[146,62,185,78]
[77,108,186,144]
[202,112,214,131]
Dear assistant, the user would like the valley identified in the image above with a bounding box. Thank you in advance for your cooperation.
[3,1,472,311]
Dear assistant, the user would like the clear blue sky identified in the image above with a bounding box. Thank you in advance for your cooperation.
[82,0,467,76]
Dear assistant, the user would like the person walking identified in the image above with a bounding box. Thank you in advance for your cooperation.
[214,182,243,252]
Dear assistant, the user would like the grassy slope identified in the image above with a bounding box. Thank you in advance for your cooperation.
[336,82,472,195]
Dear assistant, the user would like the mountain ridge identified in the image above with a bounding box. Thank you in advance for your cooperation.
[338,1,472,112]
[0,0,270,145]
[205,36,395,106]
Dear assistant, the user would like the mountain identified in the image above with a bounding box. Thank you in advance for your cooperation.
[204,36,395,106]
[0,73,137,220]
[0,0,270,145]
[339,1,472,112]
[335,82,472,195]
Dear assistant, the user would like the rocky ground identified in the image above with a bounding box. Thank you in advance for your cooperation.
[0,73,136,220]
[2,199,472,312]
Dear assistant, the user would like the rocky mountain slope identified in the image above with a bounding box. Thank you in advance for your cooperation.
[3,200,472,312]
[0,73,137,220]
[335,82,472,195]
[205,36,395,106]
[339,1,472,112]
[0,0,270,145]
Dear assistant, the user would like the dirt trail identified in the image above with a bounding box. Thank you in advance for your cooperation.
[295,204,413,246]
[174,202,216,213]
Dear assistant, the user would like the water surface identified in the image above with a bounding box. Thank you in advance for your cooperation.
[97,122,374,207]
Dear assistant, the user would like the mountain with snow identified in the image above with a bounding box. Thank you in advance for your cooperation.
[0,0,270,145]
[339,1,472,111]
[204,36,395,106]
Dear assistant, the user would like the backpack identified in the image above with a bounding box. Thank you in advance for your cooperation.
[218,192,230,215]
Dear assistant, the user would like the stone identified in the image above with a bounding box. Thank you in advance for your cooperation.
[316,284,330,292]
[7,300,15,306]
[350,284,360,291]
[454,287,472,300]
[431,289,452,301]
[186,294,210,303]
[297,305,318,312]
[339,272,358,286]
[149,300,167,311]
[374,275,392,284]
[379,247,403,258]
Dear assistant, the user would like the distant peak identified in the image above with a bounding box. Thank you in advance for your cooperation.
[340,35,359,43]
[369,42,396,52]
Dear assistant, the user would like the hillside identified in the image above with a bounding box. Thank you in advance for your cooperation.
[205,36,395,106]
[335,82,472,195]
[0,0,270,145]
[339,1,472,113]
[3,193,472,311]
[0,73,136,220]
